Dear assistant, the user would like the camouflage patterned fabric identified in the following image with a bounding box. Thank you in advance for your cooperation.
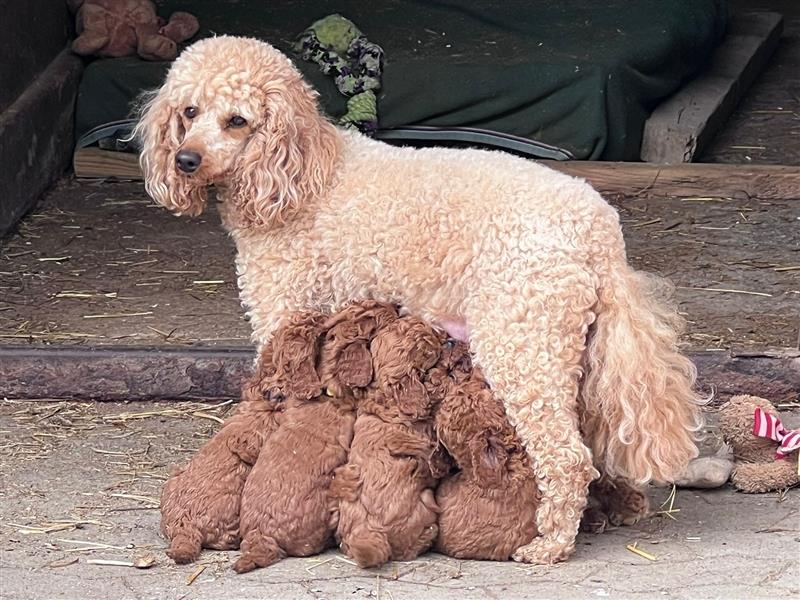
[294,14,383,134]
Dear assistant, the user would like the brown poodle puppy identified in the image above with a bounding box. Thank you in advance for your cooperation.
[433,342,539,560]
[233,310,364,573]
[332,316,450,568]
[159,362,284,564]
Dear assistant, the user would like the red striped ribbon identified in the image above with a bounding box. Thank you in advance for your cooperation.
[753,407,800,460]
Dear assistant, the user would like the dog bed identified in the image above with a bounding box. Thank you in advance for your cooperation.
[74,0,727,160]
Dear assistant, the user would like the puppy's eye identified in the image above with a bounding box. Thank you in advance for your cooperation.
[227,115,247,128]
[183,106,198,119]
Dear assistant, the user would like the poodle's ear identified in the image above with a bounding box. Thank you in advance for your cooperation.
[134,88,207,216]
[387,374,433,420]
[470,432,507,486]
[240,343,278,403]
[273,312,327,400]
[338,341,373,388]
[229,82,338,228]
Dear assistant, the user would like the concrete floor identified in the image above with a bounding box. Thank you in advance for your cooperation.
[1,400,798,600]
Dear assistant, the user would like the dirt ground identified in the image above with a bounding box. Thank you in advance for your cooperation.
[1,399,798,600]
[1,179,798,352]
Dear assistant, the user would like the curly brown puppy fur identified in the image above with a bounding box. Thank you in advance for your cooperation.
[233,310,361,573]
[332,316,449,568]
[433,342,539,560]
[160,389,283,564]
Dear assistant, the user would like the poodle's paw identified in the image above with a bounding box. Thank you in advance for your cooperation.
[342,530,392,568]
[512,536,574,565]
[579,506,609,534]
[232,556,257,574]
[605,487,650,527]
[165,537,202,564]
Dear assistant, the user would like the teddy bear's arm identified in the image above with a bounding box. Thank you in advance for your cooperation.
[71,4,111,55]
[731,459,799,493]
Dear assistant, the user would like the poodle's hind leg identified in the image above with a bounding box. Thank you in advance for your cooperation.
[165,527,203,564]
[232,531,285,573]
[468,262,600,564]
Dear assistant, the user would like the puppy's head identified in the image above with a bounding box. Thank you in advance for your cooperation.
[318,301,399,396]
[370,317,443,419]
[268,310,328,400]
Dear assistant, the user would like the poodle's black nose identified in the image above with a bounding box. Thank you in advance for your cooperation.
[175,150,202,173]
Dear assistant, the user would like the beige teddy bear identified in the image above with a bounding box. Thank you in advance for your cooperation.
[718,395,799,493]
[68,0,199,61]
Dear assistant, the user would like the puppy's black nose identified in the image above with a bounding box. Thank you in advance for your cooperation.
[175,150,202,173]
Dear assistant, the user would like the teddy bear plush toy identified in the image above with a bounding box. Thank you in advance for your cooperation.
[67,0,199,61]
[718,395,800,493]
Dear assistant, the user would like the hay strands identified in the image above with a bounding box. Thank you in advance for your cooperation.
[626,541,658,562]
[87,553,156,569]
[83,311,153,319]
[103,400,234,424]
[186,564,206,585]
[7,518,112,535]
[56,538,131,552]
[656,484,681,521]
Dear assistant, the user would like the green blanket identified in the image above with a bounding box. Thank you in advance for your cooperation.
[75,0,727,160]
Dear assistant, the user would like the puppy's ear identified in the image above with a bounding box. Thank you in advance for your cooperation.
[470,432,507,486]
[273,312,326,399]
[388,375,433,420]
[229,82,338,228]
[134,88,207,216]
[240,343,278,403]
[338,341,373,388]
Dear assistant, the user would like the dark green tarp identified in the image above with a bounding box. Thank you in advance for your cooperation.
[75,0,727,160]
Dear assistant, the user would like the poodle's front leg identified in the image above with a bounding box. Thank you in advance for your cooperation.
[468,269,599,564]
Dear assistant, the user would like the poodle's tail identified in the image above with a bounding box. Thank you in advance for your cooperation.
[580,262,703,484]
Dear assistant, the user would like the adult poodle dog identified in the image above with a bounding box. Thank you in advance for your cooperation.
[135,36,701,564]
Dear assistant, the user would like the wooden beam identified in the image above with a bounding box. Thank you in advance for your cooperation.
[1,344,796,402]
[0,345,254,401]
[0,50,83,235]
[641,12,784,163]
[73,146,142,180]
[547,161,800,200]
[75,146,800,200]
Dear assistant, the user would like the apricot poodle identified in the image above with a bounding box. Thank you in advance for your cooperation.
[136,35,702,563]
[159,394,282,564]
[432,342,539,561]
[332,316,449,568]
[234,310,359,573]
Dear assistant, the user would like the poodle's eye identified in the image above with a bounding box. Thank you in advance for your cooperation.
[227,115,248,128]
[183,106,198,119]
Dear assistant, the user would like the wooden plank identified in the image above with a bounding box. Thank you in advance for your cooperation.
[0,344,796,402]
[641,12,784,163]
[0,50,83,235]
[548,161,800,199]
[75,146,800,200]
[0,345,254,401]
[73,146,142,180]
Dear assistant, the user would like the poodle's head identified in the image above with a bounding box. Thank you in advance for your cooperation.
[436,375,518,486]
[367,317,443,420]
[318,301,399,397]
[135,36,339,228]
[423,339,474,401]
